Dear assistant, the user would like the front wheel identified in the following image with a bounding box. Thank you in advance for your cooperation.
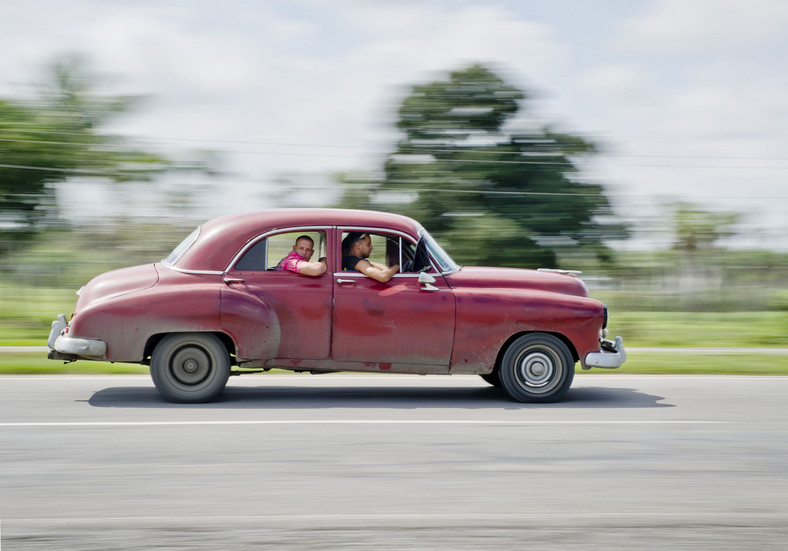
[150,333,231,403]
[498,333,575,403]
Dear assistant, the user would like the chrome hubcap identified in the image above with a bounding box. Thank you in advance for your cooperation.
[518,351,554,387]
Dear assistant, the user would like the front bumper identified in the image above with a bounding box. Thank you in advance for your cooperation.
[48,314,107,360]
[583,336,626,369]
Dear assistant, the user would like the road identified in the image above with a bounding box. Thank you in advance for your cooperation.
[1,374,787,550]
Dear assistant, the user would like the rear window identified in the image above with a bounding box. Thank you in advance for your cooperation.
[162,228,200,267]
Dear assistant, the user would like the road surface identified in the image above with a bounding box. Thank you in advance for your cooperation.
[1,374,787,549]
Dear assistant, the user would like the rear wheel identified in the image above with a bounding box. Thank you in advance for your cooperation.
[498,333,575,403]
[150,333,231,403]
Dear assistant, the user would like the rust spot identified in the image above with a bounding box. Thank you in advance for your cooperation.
[380,363,392,371]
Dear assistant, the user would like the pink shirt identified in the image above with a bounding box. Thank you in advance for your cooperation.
[277,250,306,273]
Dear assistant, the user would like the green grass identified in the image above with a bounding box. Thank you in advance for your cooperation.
[0,353,149,374]
[0,285,80,346]
[5,286,787,348]
[2,284,786,375]
[607,311,788,348]
[2,351,786,376]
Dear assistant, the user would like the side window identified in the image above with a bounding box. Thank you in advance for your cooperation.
[234,239,267,271]
[235,230,326,272]
[341,231,428,273]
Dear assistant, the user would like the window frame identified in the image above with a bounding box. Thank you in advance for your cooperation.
[226,226,329,273]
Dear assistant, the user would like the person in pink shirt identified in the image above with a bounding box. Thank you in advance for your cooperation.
[275,235,327,276]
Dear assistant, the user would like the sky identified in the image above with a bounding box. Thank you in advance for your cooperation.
[1,0,786,250]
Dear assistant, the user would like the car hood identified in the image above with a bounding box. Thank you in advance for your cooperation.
[445,266,589,298]
[75,264,160,310]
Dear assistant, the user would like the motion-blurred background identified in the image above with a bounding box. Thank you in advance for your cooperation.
[1,1,786,368]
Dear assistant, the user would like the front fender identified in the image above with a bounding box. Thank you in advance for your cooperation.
[449,288,604,373]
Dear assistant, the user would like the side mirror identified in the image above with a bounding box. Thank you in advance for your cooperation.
[418,273,435,284]
[418,272,438,291]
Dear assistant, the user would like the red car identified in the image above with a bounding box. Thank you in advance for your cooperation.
[48,209,625,403]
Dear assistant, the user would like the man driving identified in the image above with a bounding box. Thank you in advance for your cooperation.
[341,232,399,283]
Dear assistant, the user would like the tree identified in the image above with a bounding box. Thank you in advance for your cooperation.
[0,56,182,252]
[672,203,740,252]
[337,64,627,268]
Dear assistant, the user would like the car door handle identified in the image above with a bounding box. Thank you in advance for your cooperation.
[337,279,356,284]
[223,277,246,285]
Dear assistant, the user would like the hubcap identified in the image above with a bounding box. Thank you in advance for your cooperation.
[183,359,198,373]
[516,348,560,392]
[170,346,212,386]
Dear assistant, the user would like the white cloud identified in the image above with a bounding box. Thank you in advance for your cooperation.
[1,0,786,248]
[619,0,788,54]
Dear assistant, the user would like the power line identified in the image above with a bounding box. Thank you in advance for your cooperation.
[0,163,787,202]
[3,129,788,164]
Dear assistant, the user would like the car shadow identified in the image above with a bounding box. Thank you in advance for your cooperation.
[88,382,673,409]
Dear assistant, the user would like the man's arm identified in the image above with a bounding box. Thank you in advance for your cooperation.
[354,259,399,283]
[298,259,327,276]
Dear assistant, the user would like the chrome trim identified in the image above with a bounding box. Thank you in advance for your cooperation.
[53,334,107,359]
[584,336,626,369]
[537,268,582,277]
[48,314,68,348]
[163,264,223,276]
[333,272,425,278]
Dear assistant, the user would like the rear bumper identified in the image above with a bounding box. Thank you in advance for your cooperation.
[48,314,107,360]
[583,336,626,369]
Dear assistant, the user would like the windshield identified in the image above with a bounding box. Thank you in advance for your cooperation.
[420,230,460,273]
[162,227,199,267]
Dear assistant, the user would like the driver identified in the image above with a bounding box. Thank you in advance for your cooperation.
[341,232,399,283]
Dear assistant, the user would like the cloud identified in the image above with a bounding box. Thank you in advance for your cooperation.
[619,0,788,54]
[1,0,785,248]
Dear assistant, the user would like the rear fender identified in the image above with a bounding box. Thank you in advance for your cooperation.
[220,286,281,360]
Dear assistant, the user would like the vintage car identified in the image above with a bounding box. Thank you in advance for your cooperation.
[48,209,626,403]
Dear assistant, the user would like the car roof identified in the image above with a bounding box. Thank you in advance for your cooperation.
[173,208,423,272]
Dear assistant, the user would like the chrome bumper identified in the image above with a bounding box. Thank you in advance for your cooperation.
[584,336,626,369]
[48,314,107,360]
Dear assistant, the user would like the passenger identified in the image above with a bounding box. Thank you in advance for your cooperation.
[276,235,327,276]
[341,232,399,283]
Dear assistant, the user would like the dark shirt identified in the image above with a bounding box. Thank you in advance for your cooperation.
[342,255,363,271]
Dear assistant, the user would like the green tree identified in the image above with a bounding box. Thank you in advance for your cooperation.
[338,64,627,268]
[672,203,740,252]
[0,56,183,253]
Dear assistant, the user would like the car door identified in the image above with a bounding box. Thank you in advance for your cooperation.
[221,228,332,360]
[331,229,456,367]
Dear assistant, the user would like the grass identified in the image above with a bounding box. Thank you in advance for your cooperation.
[608,311,788,348]
[2,284,786,375]
[3,350,786,376]
[0,353,149,375]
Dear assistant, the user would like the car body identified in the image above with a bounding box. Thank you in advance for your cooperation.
[48,208,626,403]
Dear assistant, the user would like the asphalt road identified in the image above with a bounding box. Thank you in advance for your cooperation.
[1,374,787,550]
